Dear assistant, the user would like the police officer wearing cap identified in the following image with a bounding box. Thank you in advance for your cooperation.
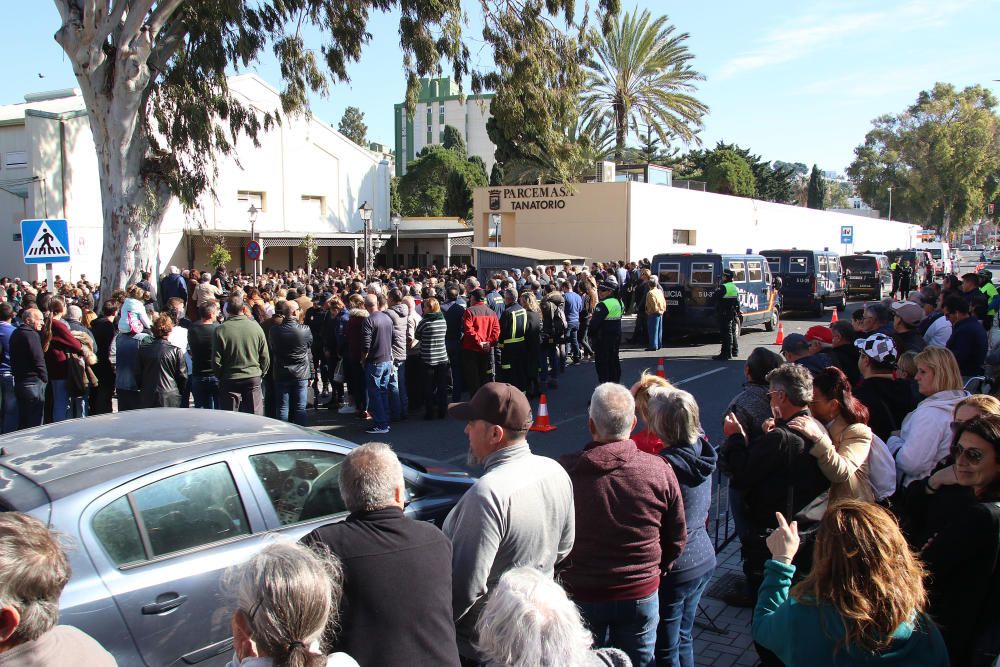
[712,269,741,360]
[590,278,623,383]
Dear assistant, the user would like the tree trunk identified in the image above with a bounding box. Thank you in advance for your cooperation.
[55,4,172,303]
[614,98,626,163]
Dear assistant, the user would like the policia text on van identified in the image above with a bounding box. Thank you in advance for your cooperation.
[652,252,780,338]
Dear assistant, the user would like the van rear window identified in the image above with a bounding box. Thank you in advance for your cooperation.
[829,257,840,273]
[764,256,780,272]
[818,255,828,272]
[691,263,714,285]
[748,261,763,282]
[841,256,875,272]
[658,262,680,284]
[728,261,746,282]
[789,257,808,274]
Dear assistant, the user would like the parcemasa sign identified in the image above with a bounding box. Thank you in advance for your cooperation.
[489,186,574,211]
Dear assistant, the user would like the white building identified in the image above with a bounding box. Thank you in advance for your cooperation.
[394,77,495,177]
[0,74,407,281]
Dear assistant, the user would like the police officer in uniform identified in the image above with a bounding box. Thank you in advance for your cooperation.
[979,268,998,330]
[590,278,623,383]
[890,259,901,298]
[712,269,741,361]
[899,260,913,298]
[497,289,528,390]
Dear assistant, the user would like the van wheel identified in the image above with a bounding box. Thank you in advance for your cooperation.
[813,300,825,317]
[765,309,778,332]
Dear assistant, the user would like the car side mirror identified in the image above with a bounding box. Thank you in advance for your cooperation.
[772,277,783,290]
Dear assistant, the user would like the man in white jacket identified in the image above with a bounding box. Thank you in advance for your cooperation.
[918,289,952,347]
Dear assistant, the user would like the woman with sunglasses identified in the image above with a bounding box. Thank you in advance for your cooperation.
[900,414,1000,666]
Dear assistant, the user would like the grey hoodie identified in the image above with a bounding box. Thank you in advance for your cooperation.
[385,303,409,363]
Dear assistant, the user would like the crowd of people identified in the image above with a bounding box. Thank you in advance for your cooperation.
[0,258,651,432]
[0,261,999,667]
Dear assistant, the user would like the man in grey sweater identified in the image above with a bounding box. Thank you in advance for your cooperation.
[444,383,575,663]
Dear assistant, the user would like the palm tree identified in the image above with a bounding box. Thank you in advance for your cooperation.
[581,9,708,161]
[504,114,616,184]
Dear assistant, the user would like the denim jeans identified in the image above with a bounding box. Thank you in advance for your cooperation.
[539,343,564,382]
[365,361,393,429]
[15,381,45,430]
[190,375,220,409]
[647,313,663,351]
[51,379,71,422]
[275,378,309,425]
[0,375,18,434]
[656,571,714,667]
[565,322,581,361]
[578,590,659,667]
[389,360,408,419]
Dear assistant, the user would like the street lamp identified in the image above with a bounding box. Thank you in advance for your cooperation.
[391,214,401,267]
[886,187,892,223]
[359,201,374,281]
[490,213,501,247]
[248,204,259,281]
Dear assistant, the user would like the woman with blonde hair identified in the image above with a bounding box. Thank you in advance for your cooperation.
[753,501,948,666]
[953,393,1000,423]
[117,283,153,333]
[629,370,673,454]
[888,346,969,487]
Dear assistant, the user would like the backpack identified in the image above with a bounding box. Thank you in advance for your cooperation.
[867,433,897,501]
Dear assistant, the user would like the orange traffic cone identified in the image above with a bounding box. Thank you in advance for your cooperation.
[530,394,558,432]
[656,358,666,378]
[830,308,839,324]
[774,322,785,346]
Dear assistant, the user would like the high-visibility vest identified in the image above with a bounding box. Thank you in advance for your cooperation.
[502,308,527,345]
[600,297,623,320]
[722,282,739,299]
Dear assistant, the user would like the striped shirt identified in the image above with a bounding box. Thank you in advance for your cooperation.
[415,314,448,366]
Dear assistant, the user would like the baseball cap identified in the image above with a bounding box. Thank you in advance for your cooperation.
[780,333,809,353]
[448,383,534,431]
[854,332,898,365]
[891,301,923,327]
[804,325,833,344]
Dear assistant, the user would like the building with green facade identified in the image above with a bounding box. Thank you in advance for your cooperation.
[393,77,495,177]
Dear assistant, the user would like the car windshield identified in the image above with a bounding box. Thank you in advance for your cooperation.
[841,256,874,273]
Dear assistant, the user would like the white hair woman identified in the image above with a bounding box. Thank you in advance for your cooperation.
[475,567,630,666]
[223,542,358,667]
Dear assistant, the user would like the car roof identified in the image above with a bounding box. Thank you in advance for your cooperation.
[0,409,327,501]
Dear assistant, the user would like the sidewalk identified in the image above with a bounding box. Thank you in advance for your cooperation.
[694,538,759,666]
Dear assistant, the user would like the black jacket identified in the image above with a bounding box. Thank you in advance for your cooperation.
[302,508,461,667]
[91,318,117,377]
[721,410,829,531]
[10,323,47,384]
[854,375,919,441]
[137,339,187,407]
[827,343,861,386]
[268,319,313,381]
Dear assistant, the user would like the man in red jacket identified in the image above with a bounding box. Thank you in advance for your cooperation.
[461,289,500,395]
[559,382,687,667]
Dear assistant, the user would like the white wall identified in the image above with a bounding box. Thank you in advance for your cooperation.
[627,183,917,262]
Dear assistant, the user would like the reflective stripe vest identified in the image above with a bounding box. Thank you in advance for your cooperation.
[601,297,623,320]
[502,308,527,345]
[982,282,999,316]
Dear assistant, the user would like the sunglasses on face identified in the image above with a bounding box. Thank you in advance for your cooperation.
[951,442,986,464]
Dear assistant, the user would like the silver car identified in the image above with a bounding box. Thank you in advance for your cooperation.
[0,409,473,666]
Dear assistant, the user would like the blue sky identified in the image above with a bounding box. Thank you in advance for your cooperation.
[4,1,998,174]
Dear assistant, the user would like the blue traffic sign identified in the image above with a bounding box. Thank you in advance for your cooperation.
[246,240,262,260]
[840,225,854,244]
[21,219,71,264]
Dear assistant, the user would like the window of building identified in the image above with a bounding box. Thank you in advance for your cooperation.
[728,261,746,282]
[672,229,696,245]
[789,257,808,274]
[691,262,714,285]
[4,151,27,169]
[748,261,763,282]
[248,450,348,525]
[426,107,433,144]
[301,196,325,220]
[237,191,265,212]
[658,262,680,284]
[92,463,250,567]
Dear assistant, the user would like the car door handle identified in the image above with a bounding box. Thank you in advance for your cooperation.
[142,594,188,615]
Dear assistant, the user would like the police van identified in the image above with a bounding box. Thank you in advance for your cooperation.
[841,253,892,300]
[760,249,847,315]
[652,252,780,337]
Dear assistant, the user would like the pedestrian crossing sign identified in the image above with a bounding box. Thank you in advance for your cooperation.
[21,219,71,264]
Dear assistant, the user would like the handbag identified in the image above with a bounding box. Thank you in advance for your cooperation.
[332,359,345,383]
[66,352,90,397]
[795,490,829,523]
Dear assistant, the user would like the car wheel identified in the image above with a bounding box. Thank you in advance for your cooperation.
[765,308,777,332]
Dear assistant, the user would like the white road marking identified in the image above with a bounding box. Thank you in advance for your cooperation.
[673,367,727,386]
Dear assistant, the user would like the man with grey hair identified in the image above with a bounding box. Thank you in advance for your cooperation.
[558,383,686,667]
[302,443,459,666]
[0,512,115,664]
[720,362,829,618]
